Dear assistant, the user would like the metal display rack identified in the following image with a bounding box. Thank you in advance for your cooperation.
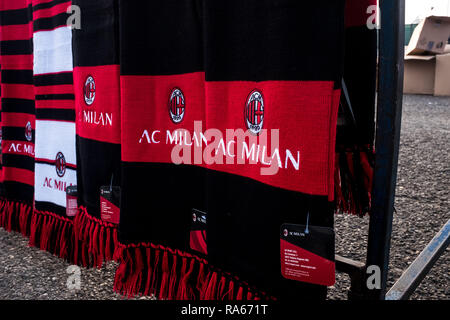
[335,0,450,300]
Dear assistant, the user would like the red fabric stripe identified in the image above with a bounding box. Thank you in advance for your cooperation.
[35,84,74,95]
[121,72,335,196]
[328,89,341,202]
[0,0,28,11]
[0,55,33,70]
[2,84,34,100]
[0,23,33,41]
[74,65,121,144]
[2,167,34,186]
[0,113,35,128]
[32,1,70,20]
[2,141,35,157]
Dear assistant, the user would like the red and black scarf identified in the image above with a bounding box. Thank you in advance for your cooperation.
[114,0,345,301]
[0,0,35,237]
[28,0,79,263]
[335,0,378,216]
[72,0,121,268]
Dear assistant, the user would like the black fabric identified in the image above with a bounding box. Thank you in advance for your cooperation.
[202,0,344,301]
[72,0,121,219]
[75,136,121,217]
[339,26,377,146]
[72,0,120,67]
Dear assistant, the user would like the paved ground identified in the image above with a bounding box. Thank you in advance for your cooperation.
[0,94,448,300]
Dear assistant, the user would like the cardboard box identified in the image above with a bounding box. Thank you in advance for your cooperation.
[406,16,450,56]
[404,52,450,96]
[434,53,450,96]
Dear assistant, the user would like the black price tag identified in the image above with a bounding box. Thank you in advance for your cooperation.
[66,185,78,217]
[280,223,335,286]
[100,186,121,224]
[190,208,207,255]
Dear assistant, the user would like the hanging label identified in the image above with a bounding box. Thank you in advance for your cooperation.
[190,208,207,255]
[100,186,121,224]
[280,223,335,286]
[66,185,78,217]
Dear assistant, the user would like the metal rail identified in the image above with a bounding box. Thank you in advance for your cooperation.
[385,219,450,300]
[365,0,405,300]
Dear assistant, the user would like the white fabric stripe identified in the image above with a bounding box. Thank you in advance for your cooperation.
[33,27,73,75]
[35,120,76,165]
[34,163,76,208]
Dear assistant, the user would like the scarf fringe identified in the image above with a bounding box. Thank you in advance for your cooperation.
[0,198,33,236]
[73,207,119,268]
[28,209,83,265]
[113,242,275,301]
[334,145,374,216]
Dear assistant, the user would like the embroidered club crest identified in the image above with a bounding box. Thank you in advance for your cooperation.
[168,88,185,124]
[25,121,32,142]
[84,76,96,106]
[245,90,264,135]
[55,152,66,178]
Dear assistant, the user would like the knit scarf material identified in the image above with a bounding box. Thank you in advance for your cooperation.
[0,0,35,236]
[115,0,345,301]
[72,0,121,268]
[28,0,79,263]
[335,0,378,216]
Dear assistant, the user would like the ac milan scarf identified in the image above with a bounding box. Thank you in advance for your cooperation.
[28,0,79,263]
[335,0,377,216]
[114,0,207,300]
[72,0,121,268]
[115,0,345,301]
[0,0,35,237]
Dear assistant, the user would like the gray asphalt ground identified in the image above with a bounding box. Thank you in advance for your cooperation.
[0,94,448,300]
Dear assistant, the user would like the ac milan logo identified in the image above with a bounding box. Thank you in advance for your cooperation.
[245,90,264,135]
[192,213,197,222]
[283,229,288,237]
[168,88,185,124]
[84,76,96,106]
[55,152,66,178]
[25,121,32,142]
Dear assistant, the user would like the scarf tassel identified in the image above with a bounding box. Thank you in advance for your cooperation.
[334,146,374,216]
[28,210,79,264]
[0,199,32,235]
[112,243,273,301]
[73,207,119,268]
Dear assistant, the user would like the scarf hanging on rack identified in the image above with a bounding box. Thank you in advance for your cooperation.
[0,0,35,237]
[201,0,344,301]
[72,0,121,269]
[114,0,209,300]
[114,0,345,300]
[28,0,80,263]
[335,0,377,216]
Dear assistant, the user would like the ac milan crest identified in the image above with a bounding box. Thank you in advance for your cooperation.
[84,76,96,106]
[245,90,264,135]
[25,121,32,142]
[192,213,197,222]
[283,229,288,237]
[55,152,66,178]
[168,88,185,124]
